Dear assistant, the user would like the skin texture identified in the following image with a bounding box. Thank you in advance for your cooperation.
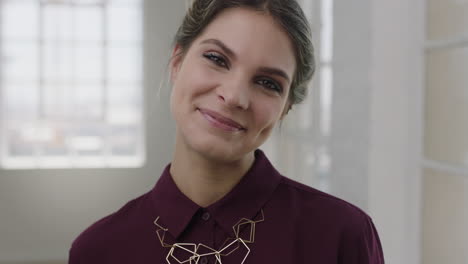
[169,7,296,207]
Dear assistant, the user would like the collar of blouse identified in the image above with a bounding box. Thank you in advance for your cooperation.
[150,149,282,239]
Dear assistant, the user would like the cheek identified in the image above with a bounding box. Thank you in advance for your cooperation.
[253,102,284,130]
[172,63,218,103]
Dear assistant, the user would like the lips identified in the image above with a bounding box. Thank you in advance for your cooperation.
[198,108,245,131]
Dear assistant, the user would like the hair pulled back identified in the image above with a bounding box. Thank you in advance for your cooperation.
[174,0,315,105]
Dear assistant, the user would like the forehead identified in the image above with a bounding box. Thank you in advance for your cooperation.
[193,7,296,76]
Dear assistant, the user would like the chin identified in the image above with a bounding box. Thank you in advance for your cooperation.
[188,136,250,164]
[199,143,242,162]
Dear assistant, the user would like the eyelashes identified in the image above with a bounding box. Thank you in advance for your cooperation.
[202,51,284,95]
[255,78,283,94]
[203,52,229,69]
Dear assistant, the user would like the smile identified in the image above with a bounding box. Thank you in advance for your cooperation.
[198,108,246,132]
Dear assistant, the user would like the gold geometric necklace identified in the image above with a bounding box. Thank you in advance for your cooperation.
[154,210,264,264]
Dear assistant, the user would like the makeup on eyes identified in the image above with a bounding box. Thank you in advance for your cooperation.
[203,51,230,69]
[255,77,283,94]
[202,50,285,95]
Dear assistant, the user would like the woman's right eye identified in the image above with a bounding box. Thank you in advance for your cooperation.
[203,52,229,69]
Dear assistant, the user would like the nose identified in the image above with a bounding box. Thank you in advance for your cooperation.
[217,74,250,110]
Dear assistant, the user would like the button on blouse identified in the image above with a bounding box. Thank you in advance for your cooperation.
[201,212,211,221]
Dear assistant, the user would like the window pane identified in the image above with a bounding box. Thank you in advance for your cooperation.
[425,46,468,167]
[2,42,38,82]
[4,84,38,119]
[108,47,141,82]
[43,133,68,156]
[75,7,103,42]
[107,4,141,42]
[75,45,104,81]
[69,122,105,156]
[42,45,104,82]
[7,128,35,157]
[74,0,103,4]
[108,104,141,125]
[42,45,73,82]
[1,0,144,169]
[36,121,68,156]
[320,0,333,63]
[108,85,142,125]
[43,4,74,42]
[109,125,139,156]
[427,0,468,41]
[108,0,142,4]
[42,83,73,119]
[71,84,104,120]
[423,168,468,264]
[1,1,38,40]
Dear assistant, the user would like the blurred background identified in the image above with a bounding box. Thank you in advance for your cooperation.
[0,0,466,263]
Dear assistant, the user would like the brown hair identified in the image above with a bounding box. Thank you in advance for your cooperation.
[174,0,315,105]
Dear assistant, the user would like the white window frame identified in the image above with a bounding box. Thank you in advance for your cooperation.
[0,0,145,169]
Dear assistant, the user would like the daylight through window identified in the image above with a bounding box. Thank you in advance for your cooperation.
[0,0,144,168]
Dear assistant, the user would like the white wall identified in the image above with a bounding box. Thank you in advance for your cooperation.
[367,1,424,262]
[331,0,423,263]
[368,0,424,263]
[329,0,372,210]
[0,1,185,263]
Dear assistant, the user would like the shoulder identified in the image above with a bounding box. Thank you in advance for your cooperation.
[274,176,369,221]
[270,176,385,263]
[69,192,152,260]
[269,176,378,240]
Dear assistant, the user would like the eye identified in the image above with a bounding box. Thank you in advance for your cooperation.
[256,78,283,94]
[203,52,229,69]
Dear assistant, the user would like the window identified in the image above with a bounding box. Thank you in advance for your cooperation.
[422,0,468,262]
[0,0,144,169]
[262,0,334,190]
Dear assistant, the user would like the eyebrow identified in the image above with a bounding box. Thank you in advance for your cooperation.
[200,39,236,59]
[200,38,291,83]
[257,67,291,83]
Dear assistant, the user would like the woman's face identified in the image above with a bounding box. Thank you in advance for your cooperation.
[170,7,296,163]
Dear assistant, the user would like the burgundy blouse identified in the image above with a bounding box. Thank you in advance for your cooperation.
[69,149,384,264]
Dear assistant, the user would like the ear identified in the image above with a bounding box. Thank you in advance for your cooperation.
[280,102,292,120]
[170,45,184,83]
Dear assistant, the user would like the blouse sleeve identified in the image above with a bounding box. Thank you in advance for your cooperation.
[338,214,385,264]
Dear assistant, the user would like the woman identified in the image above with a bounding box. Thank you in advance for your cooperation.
[69,0,384,263]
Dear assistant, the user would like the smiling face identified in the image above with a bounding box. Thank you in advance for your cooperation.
[170,7,296,164]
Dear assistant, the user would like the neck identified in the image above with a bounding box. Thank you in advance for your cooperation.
[170,141,254,208]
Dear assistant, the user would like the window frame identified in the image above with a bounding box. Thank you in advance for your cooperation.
[0,0,145,169]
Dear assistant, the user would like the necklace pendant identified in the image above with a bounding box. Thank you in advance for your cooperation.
[156,210,264,264]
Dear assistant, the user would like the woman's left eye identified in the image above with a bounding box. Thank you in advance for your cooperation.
[203,52,228,68]
[256,78,283,94]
